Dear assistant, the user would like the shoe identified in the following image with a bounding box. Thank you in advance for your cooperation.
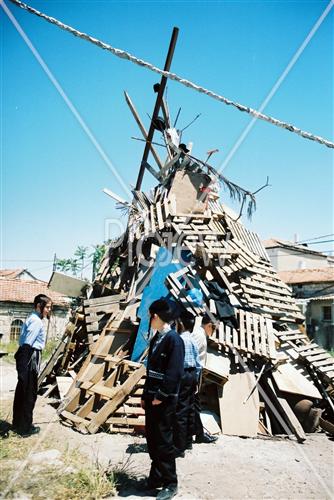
[138,478,163,493]
[174,449,185,458]
[195,432,218,444]
[19,425,40,437]
[156,484,178,500]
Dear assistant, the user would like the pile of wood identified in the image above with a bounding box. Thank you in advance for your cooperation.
[39,138,334,441]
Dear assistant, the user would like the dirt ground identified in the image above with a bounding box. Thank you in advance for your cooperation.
[1,358,333,499]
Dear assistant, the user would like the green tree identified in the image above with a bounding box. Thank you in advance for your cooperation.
[91,244,106,281]
[74,246,89,278]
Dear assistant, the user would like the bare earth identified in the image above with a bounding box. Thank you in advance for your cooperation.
[1,359,333,499]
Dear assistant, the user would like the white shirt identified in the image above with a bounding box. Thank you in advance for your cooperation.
[191,325,207,367]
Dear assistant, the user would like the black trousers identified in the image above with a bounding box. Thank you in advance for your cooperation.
[145,398,178,487]
[194,391,204,437]
[174,369,197,452]
[12,344,40,433]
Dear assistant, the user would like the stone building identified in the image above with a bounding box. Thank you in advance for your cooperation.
[278,268,334,350]
[0,269,71,344]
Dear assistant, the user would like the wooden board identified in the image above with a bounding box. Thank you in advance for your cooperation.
[56,376,73,399]
[219,372,259,437]
[272,362,321,399]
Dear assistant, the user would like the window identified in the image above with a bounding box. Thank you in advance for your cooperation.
[10,319,23,342]
[322,306,332,322]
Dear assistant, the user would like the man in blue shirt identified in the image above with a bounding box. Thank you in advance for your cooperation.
[174,311,201,457]
[12,294,52,437]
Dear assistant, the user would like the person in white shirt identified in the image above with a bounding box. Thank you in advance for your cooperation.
[191,314,218,444]
[12,294,52,437]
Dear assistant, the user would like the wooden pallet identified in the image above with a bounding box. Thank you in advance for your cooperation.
[60,358,145,434]
[211,310,277,360]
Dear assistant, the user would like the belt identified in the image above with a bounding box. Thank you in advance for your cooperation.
[184,367,196,372]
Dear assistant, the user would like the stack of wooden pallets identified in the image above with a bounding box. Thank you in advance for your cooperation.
[39,135,333,441]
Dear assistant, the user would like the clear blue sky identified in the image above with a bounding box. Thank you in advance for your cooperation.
[1,0,333,281]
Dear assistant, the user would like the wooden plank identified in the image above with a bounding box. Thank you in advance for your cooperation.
[279,334,308,342]
[305,352,332,363]
[239,310,246,351]
[114,405,145,416]
[219,372,259,437]
[61,410,87,425]
[265,379,306,443]
[272,362,322,399]
[299,348,327,358]
[319,364,334,373]
[232,327,239,349]
[240,276,291,297]
[156,201,164,230]
[77,395,95,418]
[84,295,122,307]
[225,324,232,346]
[245,311,253,353]
[107,416,145,425]
[259,315,267,357]
[295,343,319,352]
[218,322,225,344]
[56,376,73,399]
[87,365,146,433]
[253,314,260,355]
[88,384,118,399]
[265,318,276,359]
[312,358,334,368]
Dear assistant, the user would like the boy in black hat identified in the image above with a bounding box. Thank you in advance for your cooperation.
[141,298,184,500]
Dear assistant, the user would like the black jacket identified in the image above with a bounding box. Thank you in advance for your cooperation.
[143,329,185,402]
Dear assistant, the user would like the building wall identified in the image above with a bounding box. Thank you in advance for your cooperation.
[266,247,329,271]
[306,299,334,350]
[0,302,70,344]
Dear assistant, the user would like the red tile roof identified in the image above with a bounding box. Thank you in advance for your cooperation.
[0,269,25,279]
[278,268,334,285]
[0,279,70,307]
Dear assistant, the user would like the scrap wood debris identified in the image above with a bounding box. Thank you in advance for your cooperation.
[39,124,334,441]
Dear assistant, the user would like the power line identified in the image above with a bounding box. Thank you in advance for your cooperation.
[304,240,334,245]
[297,233,334,244]
[5,0,334,149]
[1,259,54,262]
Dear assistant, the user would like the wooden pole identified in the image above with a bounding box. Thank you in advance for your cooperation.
[135,27,179,191]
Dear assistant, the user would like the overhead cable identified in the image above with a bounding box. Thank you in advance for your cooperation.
[6,0,334,150]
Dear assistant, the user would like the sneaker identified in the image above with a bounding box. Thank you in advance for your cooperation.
[156,484,178,500]
[19,425,40,438]
[195,432,218,444]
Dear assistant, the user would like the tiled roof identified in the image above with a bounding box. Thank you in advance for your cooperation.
[0,279,70,307]
[263,238,328,257]
[0,269,25,279]
[278,268,334,285]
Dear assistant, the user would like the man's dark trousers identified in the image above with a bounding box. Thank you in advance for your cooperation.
[174,368,197,452]
[13,344,40,433]
[194,392,204,437]
[145,398,178,487]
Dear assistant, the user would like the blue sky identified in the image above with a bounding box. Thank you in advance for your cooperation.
[1,0,333,280]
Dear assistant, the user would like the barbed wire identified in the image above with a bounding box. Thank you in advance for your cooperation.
[5,0,334,149]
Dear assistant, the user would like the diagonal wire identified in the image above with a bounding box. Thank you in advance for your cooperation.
[4,0,334,149]
[219,0,334,173]
[1,0,133,201]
